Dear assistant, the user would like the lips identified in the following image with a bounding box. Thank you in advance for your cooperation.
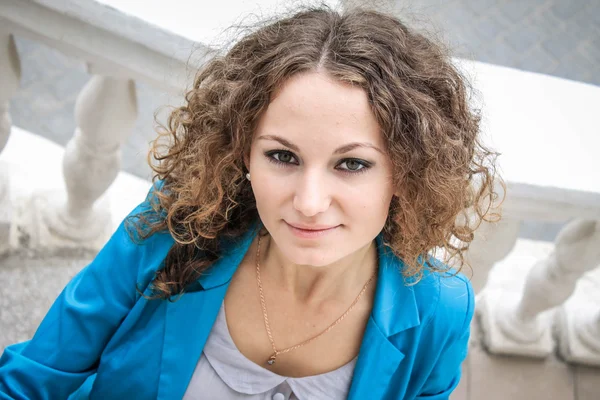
[286,222,338,231]
[285,221,339,239]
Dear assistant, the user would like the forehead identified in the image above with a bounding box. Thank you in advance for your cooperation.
[255,71,384,148]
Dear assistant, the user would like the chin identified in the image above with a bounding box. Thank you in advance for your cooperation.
[284,243,346,267]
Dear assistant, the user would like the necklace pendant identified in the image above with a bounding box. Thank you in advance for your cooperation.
[267,355,276,365]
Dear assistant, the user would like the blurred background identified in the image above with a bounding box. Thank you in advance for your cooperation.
[1,1,599,399]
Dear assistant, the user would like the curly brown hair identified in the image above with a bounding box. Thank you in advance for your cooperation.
[129,5,503,299]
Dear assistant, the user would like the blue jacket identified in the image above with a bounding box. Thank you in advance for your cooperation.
[0,186,474,400]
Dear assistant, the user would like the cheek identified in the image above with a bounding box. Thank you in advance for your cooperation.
[353,194,392,221]
[251,179,274,208]
[252,167,285,193]
[249,171,290,216]
[346,178,394,214]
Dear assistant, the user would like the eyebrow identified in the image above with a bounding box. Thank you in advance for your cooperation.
[257,134,385,155]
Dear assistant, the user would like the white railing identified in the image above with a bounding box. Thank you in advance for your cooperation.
[1,0,599,370]
[456,61,600,367]
[0,0,215,251]
[0,30,20,255]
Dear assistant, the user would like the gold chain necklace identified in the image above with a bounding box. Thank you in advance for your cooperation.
[255,234,377,366]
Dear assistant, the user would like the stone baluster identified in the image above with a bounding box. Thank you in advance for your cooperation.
[466,216,520,295]
[480,219,600,357]
[557,274,600,366]
[26,74,137,251]
[0,32,21,255]
[458,177,516,297]
[460,209,518,348]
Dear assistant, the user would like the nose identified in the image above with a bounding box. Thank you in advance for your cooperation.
[292,169,332,217]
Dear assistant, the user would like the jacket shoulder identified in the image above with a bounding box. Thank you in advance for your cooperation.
[109,181,175,295]
[412,258,474,336]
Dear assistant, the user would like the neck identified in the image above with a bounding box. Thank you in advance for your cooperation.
[258,234,378,305]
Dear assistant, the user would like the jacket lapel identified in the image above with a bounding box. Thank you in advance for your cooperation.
[347,234,421,400]
[347,317,405,399]
[157,222,260,400]
[157,286,228,400]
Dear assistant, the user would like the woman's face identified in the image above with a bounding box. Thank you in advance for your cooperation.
[248,71,396,266]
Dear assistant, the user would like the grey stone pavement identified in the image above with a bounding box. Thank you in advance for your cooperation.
[7,0,600,241]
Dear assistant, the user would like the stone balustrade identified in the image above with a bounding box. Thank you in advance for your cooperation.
[0,0,215,251]
[0,30,20,255]
[1,0,599,372]
[457,60,600,367]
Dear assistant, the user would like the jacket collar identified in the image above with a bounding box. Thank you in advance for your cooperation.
[347,234,421,399]
[190,220,261,291]
[372,233,420,336]
[158,220,260,400]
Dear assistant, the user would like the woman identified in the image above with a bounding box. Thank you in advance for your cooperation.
[0,5,501,400]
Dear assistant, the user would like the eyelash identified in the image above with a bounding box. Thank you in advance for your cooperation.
[264,149,372,175]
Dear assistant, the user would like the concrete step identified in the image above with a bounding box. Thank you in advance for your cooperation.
[0,253,88,349]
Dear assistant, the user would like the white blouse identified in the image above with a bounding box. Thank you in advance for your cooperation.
[183,302,357,400]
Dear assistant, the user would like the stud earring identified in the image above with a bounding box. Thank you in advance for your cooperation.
[246,173,251,181]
